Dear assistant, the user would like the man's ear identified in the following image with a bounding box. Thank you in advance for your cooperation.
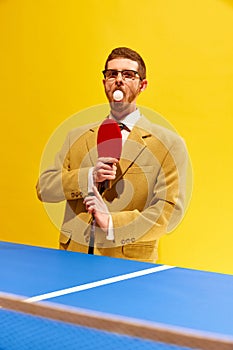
[139,79,148,92]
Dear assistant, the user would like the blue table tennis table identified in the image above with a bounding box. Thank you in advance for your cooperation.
[0,241,233,350]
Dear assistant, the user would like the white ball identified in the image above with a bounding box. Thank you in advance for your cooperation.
[113,90,124,101]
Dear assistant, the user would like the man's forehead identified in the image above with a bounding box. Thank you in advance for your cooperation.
[107,58,139,70]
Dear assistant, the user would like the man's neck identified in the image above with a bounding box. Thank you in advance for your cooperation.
[110,103,137,121]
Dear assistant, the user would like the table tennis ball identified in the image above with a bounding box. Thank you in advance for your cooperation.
[113,90,123,101]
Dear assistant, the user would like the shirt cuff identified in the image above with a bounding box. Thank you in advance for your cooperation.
[106,215,114,240]
[88,167,94,194]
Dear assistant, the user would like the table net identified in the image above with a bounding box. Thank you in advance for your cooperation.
[0,293,232,350]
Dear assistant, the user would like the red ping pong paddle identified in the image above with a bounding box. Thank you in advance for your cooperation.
[97,119,122,160]
[96,118,122,195]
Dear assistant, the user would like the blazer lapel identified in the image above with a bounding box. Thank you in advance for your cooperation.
[110,115,152,187]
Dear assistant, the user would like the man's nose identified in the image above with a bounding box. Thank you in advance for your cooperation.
[115,72,123,84]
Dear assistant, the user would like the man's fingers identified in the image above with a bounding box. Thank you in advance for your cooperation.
[98,157,119,164]
[84,198,96,214]
[94,166,117,183]
[96,164,117,173]
[84,187,101,210]
[83,196,94,207]
[93,157,118,184]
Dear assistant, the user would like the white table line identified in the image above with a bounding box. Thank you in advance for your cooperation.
[25,265,175,303]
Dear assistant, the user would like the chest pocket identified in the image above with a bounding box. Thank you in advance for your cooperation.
[126,165,154,174]
[106,165,155,211]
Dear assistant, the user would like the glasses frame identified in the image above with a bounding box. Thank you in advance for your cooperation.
[102,69,142,81]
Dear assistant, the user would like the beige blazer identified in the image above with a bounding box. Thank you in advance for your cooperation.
[37,115,188,263]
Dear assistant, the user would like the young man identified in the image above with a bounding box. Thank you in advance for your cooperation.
[37,47,188,263]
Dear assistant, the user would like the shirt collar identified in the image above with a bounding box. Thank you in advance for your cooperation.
[109,109,141,131]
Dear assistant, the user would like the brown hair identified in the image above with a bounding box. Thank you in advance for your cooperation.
[104,47,146,80]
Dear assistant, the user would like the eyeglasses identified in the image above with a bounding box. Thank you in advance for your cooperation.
[102,69,141,81]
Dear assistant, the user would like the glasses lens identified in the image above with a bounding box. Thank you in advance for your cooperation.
[104,70,118,79]
[122,70,137,80]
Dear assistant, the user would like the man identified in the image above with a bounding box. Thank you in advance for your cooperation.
[37,47,188,263]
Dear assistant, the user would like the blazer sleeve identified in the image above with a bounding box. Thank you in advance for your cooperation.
[36,131,90,203]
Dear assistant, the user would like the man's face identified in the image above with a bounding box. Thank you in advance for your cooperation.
[103,58,147,118]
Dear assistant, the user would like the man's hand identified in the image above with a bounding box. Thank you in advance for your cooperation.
[83,186,110,232]
[93,157,118,184]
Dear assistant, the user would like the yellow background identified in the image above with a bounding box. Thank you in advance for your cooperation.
[0,0,232,274]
